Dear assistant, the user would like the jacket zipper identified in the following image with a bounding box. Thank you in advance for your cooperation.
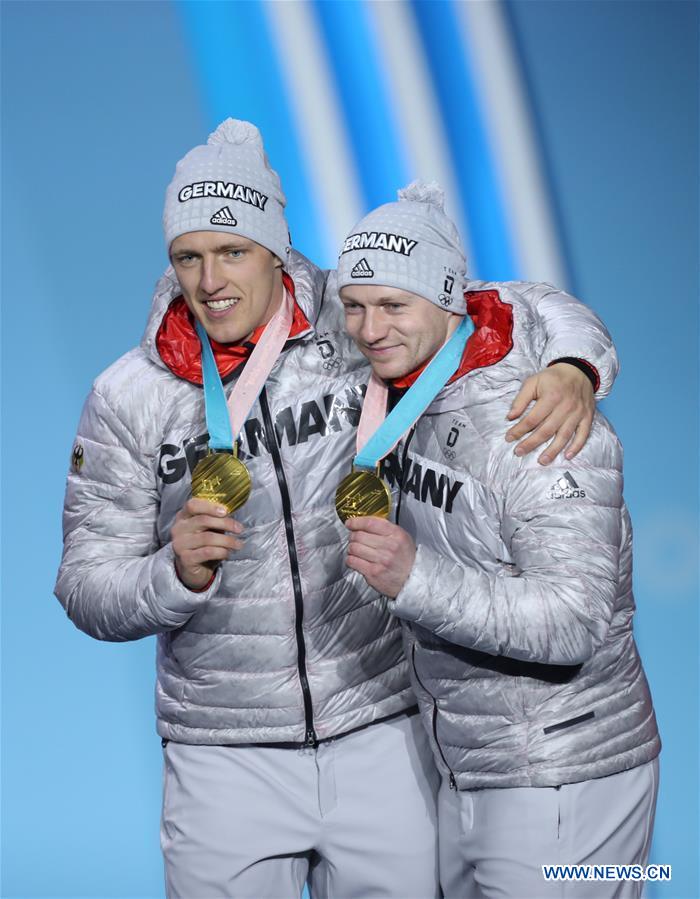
[393,414,456,787]
[410,640,457,790]
[259,387,316,746]
[396,428,455,785]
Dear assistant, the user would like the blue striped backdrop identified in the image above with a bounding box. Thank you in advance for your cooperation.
[2,2,697,897]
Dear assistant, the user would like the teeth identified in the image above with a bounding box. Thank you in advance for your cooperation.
[206,298,238,311]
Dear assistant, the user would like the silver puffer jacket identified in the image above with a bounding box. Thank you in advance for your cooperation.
[55,254,620,745]
[389,283,660,788]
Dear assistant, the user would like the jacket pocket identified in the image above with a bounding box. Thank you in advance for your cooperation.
[543,710,595,735]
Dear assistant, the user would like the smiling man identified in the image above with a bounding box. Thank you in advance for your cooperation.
[338,183,660,899]
[171,232,282,342]
[56,122,622,899]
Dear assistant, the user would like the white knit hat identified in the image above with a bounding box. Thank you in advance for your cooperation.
[336,181,467,313]
[163,118,291,262]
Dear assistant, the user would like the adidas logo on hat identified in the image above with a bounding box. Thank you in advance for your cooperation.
[210,206,238,227]
[351,258,374,278]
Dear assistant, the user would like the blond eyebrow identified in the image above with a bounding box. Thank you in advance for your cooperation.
[169,245,201,257]
[213,242,248,253]
[170,241,249,258]
[341,294,412,304]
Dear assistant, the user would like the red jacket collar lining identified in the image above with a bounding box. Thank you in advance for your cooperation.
[155,272,311,386]
[390,290,514,390]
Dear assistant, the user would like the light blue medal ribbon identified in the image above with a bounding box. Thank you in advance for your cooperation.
[354,315,474,470]
[195,320,234,451]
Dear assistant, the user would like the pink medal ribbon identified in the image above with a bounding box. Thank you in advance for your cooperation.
[226,286,294,438]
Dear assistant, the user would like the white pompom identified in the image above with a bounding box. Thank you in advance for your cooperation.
[398,180,446,209]
[207,118,262,147]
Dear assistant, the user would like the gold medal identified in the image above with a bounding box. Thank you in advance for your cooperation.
[335,468,391,523]
[191,450,252,514]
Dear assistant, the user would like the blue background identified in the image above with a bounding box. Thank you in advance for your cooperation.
[2,1,697,897]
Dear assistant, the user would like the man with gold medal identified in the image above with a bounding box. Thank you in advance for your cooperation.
[56,121,622,898]
[337,183,660,899]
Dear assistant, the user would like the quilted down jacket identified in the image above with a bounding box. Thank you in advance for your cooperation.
[388,284,660,788]
[56,255,620,746]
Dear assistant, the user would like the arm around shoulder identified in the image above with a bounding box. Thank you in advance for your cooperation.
[515,281,619,398]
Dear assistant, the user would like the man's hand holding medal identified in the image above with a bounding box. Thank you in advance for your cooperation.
[172,499,244,590]
[345,516,416,599]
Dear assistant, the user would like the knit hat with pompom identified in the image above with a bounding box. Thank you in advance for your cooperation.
[336,181,467,313]
[163,118,290,262]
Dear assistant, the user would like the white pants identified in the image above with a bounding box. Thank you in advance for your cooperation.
[439,758,659,899]
[161,712,440,899]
